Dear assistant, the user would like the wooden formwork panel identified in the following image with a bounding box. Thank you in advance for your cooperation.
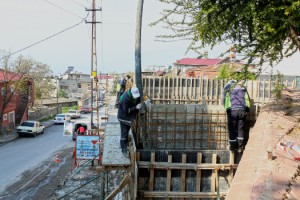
[137,150,237,200]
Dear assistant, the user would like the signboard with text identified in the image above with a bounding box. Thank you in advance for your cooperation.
[76,135,100,160]
[63,122,73,137]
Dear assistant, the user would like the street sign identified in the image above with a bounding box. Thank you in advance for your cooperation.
[76,135,100,160]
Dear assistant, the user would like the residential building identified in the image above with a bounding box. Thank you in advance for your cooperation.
[0,70,34,130]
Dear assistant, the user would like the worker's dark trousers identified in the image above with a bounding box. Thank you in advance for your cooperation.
[120,122,131,149]
[227,109,247,151]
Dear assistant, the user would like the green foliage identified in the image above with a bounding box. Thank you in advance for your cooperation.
[110,74,122,96]
[62,106,78,113]
[154,1,300,68]
[272,71,284,101]
[217,64,256,81]
[58,89,69,98]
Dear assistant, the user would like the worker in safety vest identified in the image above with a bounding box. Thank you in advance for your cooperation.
[223,80,251,153]
[117,87,141,155]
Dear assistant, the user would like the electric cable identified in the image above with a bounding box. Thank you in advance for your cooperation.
[68,0,86,8]
[44,0,84,19]
[0,12,90,61]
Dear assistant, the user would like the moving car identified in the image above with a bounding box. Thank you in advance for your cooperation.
[17,121,45,137]
[66,110,81,119]
[79,106,92,114]
[54,114,71,124]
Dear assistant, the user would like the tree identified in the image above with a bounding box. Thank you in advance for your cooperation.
[152,1,300,68]
[58,89,69,98]
[12,55,54,101]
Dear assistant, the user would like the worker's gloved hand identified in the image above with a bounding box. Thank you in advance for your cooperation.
[136,103,142,109]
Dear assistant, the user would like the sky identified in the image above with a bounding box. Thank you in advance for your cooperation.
[0,0,299,76]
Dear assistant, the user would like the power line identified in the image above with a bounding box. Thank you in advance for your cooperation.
[44,0,84,19]
[0,13,89,61]
[68,0,87,8]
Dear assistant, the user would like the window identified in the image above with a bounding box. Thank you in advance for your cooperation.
[1,87,6,95]
[3,114,7,121]
[10,84,15,92]
[78,83,81,88]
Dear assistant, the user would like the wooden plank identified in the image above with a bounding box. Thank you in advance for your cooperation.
[166,154,172,200]
[167,76,170,100]
[130,145,135,199]
[229,151,234,183]
[140,191,227,198]
[149,152,155,196]
[196,152,202,197]
[152,77,155,99]
[211,154,217,192]
[163,77,166,100]
[158,77,161,100]
[180,154,187,200]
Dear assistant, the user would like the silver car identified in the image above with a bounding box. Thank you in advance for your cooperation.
[54,114,71,124]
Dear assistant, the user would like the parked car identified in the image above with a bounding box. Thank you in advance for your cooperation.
[54,114,71,124]
[17,121,45,137]
[79,106,92,114]
[66,110,81,119]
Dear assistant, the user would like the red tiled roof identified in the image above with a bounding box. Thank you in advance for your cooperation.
[0,69,23,82]
[175,58,223,66]
[96,75,113,79]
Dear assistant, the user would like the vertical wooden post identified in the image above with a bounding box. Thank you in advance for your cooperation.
[205,78,209,103]
[163,77,166,101]
[158,77,161,101]
[168,76,170,100]
[196,153,202,200]
[176,77,179,102]
[211,154,217,192]
[149,152,155,200]
[229,151,234,183]
[180,154,187,200]
[200,75,203,100]
[129,144,135,199]
[166,154,172,200]
[152,77,155,99]
[210,79,213,105]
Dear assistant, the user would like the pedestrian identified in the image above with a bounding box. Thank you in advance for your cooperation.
[115,73,126,108]
[117,87,142,155]
[223,80,251,153]
[124,74,133,92]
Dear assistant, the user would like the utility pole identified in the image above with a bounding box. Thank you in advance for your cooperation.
[135,0,144,102]
[86,0,101,128]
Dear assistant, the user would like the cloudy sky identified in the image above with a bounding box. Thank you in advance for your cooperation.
[0,0,299,76]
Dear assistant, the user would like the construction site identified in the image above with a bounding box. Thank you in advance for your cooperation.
[66,76,298,200]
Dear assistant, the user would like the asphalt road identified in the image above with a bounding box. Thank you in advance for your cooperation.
[0,108,105,199]
[0,124,73,194]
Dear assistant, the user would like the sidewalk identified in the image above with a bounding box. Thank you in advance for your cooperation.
[0,120,55,144]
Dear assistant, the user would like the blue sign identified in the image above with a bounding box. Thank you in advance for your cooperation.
[76,136,100,159]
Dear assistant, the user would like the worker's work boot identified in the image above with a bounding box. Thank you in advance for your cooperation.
[237,140,244,153]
